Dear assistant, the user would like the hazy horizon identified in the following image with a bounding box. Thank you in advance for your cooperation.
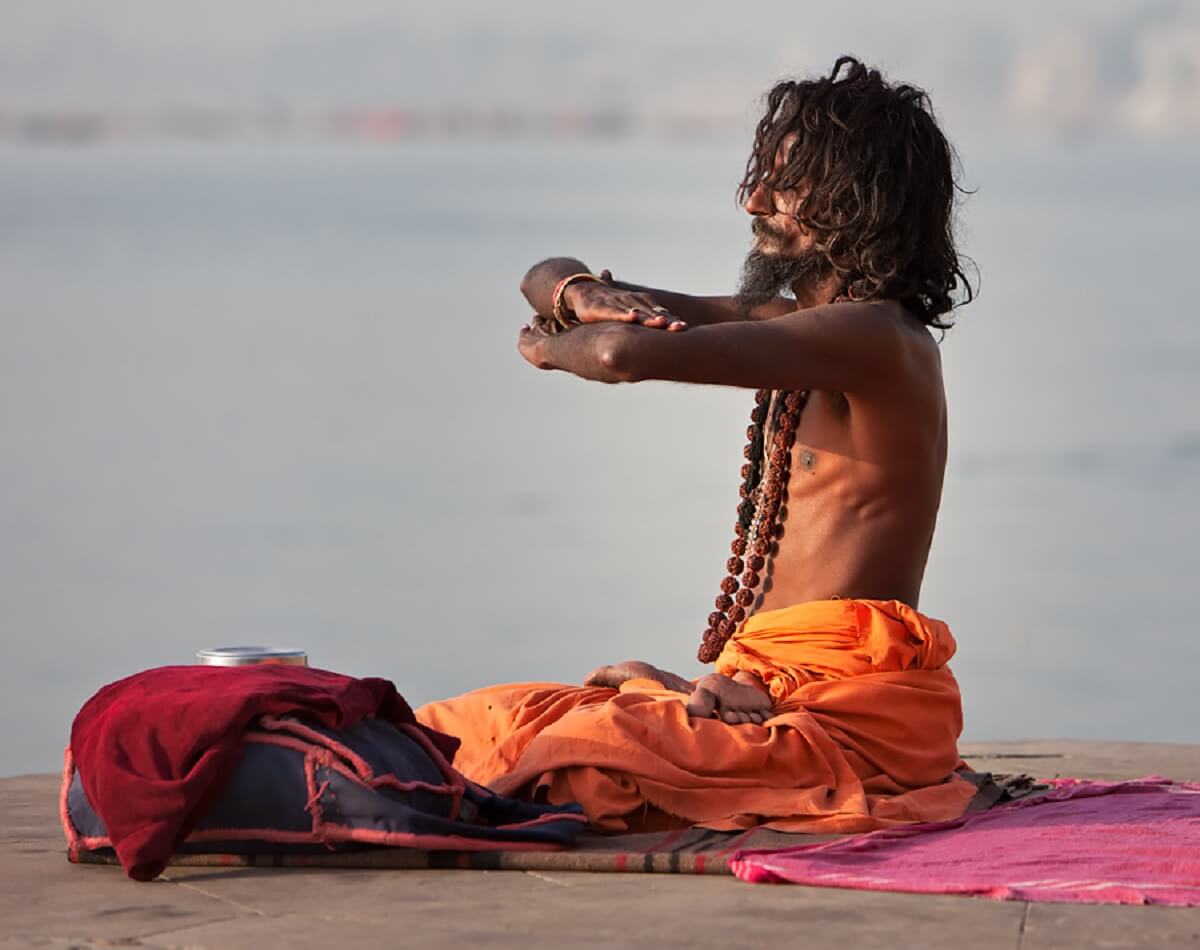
[4,1,1199,144]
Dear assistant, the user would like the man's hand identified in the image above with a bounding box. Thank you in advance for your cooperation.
[566,272,687,331]
[517,315,556,370]
[519,258,683,330]
[584,660,693,694]
[686,673,773,725]
[516,319,635,383]
[519,256,794,331]
[584,663,774,725]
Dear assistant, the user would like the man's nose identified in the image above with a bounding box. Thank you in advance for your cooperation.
[743,182,773,216]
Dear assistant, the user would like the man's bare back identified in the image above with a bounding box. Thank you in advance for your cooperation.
[755,317,946,613]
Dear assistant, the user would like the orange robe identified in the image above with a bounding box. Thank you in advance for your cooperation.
[417,599,975,833]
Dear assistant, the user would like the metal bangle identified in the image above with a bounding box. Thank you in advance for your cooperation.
[551,272,606,328]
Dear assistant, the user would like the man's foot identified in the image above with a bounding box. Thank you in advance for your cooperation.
[583,661,693,694]
[686,673,773,725]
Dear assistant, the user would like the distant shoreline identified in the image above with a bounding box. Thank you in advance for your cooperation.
[0,108,748,146]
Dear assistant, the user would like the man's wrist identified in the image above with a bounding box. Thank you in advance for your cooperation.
[561,275,604,316]
[521,257,590,314]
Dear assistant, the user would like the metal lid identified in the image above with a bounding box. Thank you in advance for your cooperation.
[195,646,308,667]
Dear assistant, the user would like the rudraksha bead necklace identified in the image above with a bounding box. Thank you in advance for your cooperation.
[697,388,809,662]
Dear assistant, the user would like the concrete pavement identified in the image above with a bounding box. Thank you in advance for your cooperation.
[4,741,1199,949]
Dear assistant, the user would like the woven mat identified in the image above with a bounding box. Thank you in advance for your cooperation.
[72,826,833,875]
[71,771,1041,876]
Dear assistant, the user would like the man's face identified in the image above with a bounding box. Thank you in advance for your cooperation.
[734,134,832,314]
[743,133,814,255]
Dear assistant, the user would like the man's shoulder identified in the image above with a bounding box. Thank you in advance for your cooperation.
[840,297,934,335]
[812,298,942,372]
[832,300,944,412]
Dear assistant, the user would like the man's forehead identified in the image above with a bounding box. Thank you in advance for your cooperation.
[770,132,801,171]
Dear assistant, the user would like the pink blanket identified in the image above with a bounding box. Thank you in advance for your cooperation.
[731,777,1200,906]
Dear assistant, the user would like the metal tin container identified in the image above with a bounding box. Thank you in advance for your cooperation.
[195,646,308,667]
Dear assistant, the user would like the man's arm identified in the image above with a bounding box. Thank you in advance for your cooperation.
[603,277,795,325]
[520,257,793,327]
[519,298,920,395]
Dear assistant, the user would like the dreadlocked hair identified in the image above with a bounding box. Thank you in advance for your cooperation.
[737,56,974,329]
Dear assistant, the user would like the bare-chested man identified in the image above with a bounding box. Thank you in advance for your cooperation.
[419,57,977,833]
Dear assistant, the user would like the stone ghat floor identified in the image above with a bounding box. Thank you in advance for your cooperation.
[3,741,1200,950]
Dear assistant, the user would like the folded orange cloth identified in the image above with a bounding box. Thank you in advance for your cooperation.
[416,599,975,833]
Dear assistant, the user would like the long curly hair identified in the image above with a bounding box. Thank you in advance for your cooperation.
[738,56,974,328]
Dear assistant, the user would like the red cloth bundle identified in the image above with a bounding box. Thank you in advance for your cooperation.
[69,664,458,880]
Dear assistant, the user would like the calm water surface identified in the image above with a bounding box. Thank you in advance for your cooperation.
[1,140,1197,775]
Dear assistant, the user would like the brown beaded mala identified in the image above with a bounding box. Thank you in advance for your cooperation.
[698,388,809,663]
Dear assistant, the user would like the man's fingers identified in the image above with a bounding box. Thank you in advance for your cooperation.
[576,305,636,324]
[627,308,669,328]
[636,310,687,330]
[642,309,687,331]
[719,709,765,725]
[525,315,555,336]
[571,287,686,330]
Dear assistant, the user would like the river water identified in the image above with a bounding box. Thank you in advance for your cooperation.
[2,138,1197,775]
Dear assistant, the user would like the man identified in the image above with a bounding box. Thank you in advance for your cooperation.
[418,57,978,834]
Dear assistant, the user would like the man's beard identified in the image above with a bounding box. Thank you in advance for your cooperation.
[733,221,832,317]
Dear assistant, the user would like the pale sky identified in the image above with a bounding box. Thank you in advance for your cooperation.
[3,0,1199,138]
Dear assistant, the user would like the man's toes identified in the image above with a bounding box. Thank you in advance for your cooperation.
[686,687,718,720]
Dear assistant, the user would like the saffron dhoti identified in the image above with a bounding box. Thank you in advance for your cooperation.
[417,599,975,833]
